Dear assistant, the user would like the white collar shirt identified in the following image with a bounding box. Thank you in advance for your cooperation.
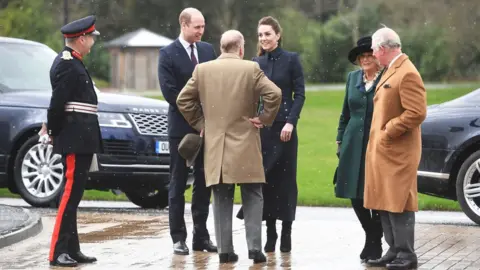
[179,35,198,63]
[388,53,404,69]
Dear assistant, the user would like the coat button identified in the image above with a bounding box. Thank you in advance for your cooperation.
[360,129,363,132]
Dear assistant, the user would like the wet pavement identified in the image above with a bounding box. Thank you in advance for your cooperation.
[1,199,480,269]
[0,204,30,236]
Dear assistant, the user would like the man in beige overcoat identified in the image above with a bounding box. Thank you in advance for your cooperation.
[364,27,427,270]
[176,30,281,264]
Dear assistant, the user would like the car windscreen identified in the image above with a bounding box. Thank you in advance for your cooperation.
[0,43,57,92]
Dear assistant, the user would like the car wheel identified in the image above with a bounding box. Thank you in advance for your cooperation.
[456,150,480,225]
[13,135,64,207]
[124,188,169,209]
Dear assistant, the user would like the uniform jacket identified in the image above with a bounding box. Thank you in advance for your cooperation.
[176,53,282,187]
[47,46,102,155]
[335,68,383,199]
[253,47,305,126]
[364,54,427,213]
[158,39,217,138]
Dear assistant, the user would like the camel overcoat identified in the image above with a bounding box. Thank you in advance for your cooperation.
[176,53,282,187]
[364,54,427,213]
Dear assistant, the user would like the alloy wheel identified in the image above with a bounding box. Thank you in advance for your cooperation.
[21,143,64,198]
[463,160,480,218]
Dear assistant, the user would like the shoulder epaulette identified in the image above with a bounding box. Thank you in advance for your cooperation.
[61,51,73,60]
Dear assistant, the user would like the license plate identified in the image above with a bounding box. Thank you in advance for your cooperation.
[155,141,169,154]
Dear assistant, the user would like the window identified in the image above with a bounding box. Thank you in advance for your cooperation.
[0,43,57,92]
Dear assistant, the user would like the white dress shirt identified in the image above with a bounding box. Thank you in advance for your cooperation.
[388,53,404,69]
[178,35,198,62]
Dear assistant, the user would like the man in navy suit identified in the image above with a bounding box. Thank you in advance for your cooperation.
[158,7,217,255]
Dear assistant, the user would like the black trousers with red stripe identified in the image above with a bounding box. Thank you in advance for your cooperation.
[49,153,93,262]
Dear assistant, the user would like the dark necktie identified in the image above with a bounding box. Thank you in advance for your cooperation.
[190,43,198,66]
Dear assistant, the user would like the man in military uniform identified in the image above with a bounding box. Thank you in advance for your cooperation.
[40,15,102,267]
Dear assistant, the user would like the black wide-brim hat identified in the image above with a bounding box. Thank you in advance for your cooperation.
[348,36,373,65]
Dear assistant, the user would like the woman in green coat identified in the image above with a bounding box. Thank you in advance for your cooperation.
[335,36,384,263]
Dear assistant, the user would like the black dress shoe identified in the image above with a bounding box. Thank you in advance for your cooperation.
[366,255,395,267]
[386,258,418,270]
[219,252,239,263]
[49,253,78,267]
[192,239,217,252]
[173,241,189,255]
[70,251,97,263]
[248,250,267,264]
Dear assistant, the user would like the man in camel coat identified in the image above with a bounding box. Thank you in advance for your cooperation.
[364,27,427,270]
[176,30,281,264]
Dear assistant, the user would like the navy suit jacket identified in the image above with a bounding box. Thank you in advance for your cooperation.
[253,47,305,126]
[158,39,217,138]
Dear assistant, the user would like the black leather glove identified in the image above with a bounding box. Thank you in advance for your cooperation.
[336,143,341,158]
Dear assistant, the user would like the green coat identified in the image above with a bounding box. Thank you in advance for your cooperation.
[334,69,383,199]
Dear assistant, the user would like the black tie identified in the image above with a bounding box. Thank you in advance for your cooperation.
[190,44,197,66]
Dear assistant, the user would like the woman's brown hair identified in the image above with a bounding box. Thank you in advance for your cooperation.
[256,16,283,56]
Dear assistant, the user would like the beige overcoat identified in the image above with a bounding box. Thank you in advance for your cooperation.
[364,54,427,213]
[176,53,281,187]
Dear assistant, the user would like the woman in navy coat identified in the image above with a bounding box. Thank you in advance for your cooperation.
[238,16,305,253]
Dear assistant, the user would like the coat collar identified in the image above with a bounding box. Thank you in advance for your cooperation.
[355,69,384,93]
[264,46,283,60]
[63,46,83,61]
[174,38,211,65]
[174,38,183,49]
[218,53,241,60]
[375,54,409,93]
[177,35,195,50]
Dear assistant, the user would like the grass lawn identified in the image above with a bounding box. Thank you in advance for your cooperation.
[1,85,478,211]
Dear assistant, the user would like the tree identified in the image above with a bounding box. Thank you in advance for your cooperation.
[0,0,64,51]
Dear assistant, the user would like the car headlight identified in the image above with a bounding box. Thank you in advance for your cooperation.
[98,113,132,128]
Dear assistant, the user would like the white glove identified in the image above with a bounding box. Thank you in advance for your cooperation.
[38,134,50,144]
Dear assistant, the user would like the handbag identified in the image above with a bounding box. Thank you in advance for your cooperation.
[333,166,338,185]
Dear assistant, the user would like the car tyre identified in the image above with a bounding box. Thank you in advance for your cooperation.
[13,135,64,208]
[456,150,480,225]
[124,188,169,209]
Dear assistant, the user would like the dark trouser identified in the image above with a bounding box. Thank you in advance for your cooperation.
[49,153,92,262]
[380,211,417,261]
[168,137,211,243]
[212,183,263,254]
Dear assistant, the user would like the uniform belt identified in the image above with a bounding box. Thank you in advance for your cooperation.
[64,102,98,115]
